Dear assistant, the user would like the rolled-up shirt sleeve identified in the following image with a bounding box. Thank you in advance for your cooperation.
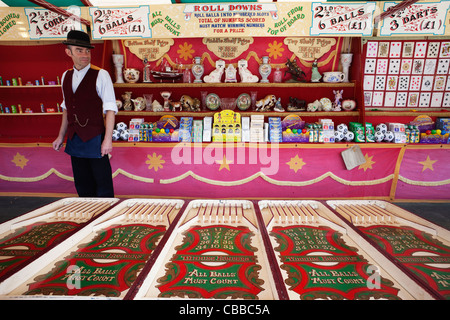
[96,69,118,114]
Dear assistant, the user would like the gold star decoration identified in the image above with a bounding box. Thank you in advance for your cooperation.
[358,153,376,172]
[145,153,165,172]
[216,155,233,171]
[418,155,437,172]
[286,155,306,173]
[12,152,29,169]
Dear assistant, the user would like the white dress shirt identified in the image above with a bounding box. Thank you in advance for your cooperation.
[60,63,118,114]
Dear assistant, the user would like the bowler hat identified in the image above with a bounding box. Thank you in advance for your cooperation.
[63,30,94,49]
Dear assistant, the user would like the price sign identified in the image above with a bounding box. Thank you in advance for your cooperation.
[310,2,376,36]
[379,1,450,36]
[89,6,151,39]
[25,7,83,40]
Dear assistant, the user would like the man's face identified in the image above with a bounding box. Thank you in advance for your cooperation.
[65,45,91,70]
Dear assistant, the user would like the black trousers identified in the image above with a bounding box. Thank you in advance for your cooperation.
[70,155,114,197]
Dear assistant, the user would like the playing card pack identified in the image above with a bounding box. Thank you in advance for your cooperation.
[364,40,450,108]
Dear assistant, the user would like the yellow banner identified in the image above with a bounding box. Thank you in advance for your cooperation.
[2,1,450,41]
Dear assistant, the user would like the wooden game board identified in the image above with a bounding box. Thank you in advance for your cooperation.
[132,200,277,300]
[327,200,450,300]
[0,199,183,299]
[258,200,435,300]
[0,198,118,282]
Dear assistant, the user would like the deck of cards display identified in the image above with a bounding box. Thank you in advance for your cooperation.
[364,40,450,108]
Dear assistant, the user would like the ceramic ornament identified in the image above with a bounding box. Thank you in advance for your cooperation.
[238,59,258,83]
[204,59,225,83]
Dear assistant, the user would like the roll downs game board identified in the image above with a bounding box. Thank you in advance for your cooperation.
[0,198,448,300]
[0,199,184,299]
[0,198,119,282]
[259,200,427,300]
[131,200,277,300]
[327,200,450,300]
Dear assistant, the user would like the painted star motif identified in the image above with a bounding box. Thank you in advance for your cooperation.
[358,153,375,172]
[418,155,437,172]
[12,152,29,169]
[216,155,233,171]
[146,152,165,172]
[286,155,306,173]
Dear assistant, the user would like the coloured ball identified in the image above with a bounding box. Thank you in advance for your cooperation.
[374,131,384,142]
[120,129,129,141]
[343,131,354,142]
[384,131,394,142]
[334,130,345,142]
[112,129,120,141]
[436,129,442,135]
[116,122,127,132]
[337,123,348,133]
[376,123,387,134]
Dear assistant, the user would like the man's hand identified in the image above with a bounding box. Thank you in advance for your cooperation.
[101,139,113,157]
[52,137,64,151]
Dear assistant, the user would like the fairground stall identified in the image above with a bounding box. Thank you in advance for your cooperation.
[0,0,449,302]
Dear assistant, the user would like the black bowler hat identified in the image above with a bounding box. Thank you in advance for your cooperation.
[63,30,94,49]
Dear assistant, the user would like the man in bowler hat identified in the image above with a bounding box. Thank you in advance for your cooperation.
[52,30,117,197]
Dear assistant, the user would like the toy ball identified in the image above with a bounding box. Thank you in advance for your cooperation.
[343,131,354,142]
[425,130,432,135]
[441,130,446,135]
[119,129,129,141]
[292,129,297,134]
[337,123,348,133]
[302,128,307,134]
[431,130,437,134]
[116,122,127,132]
[155,128,160,133]
[334,130,345,142]
[374,131,384,142]
[165,128,170,133]
[112,129,121,141]
[376,123,387,134]
[384,130,394,142]
[170,128,174,133]
[436,129,442,135]
[286,128,292,134]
